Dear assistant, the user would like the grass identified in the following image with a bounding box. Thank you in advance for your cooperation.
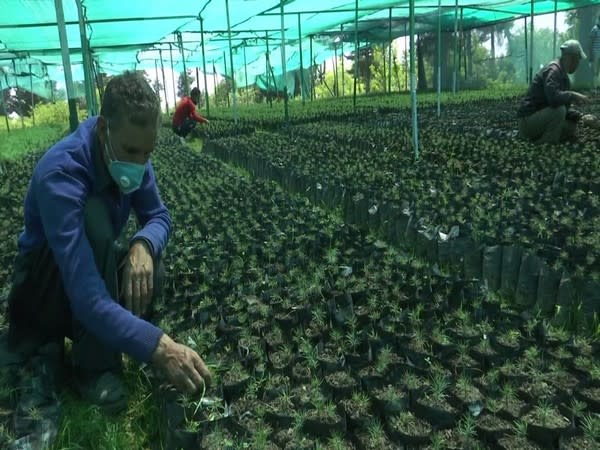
[0,120,67,161]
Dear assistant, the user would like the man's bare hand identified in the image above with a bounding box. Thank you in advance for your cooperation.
[152,334,212,394]
[122,240,153,317]
[572,92,590,104]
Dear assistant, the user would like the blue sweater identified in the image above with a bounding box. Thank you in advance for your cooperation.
[17,116,172,362]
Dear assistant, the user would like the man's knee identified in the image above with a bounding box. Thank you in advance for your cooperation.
[550,105,567,123]
[84,197,114,248]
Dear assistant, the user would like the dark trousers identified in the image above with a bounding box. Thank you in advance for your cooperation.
[6,196,165,375]
[172,118,197,138]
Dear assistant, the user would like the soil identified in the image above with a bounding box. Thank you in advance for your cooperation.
[496,434,544,450]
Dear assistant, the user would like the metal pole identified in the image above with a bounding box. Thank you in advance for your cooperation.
[437,0,441,117]
[404,22,408,90]
[280,1,289,122]
[529,0,534,84]
[410,0,419,158]
[334,43,339,96]
[310,35,314,101]
[75,0,95,116]
[298,15,306,104]
[196,66,200,92]
[200,17,210,116]
[266,33,272,107]
[223,51,230,108]
[225,0,238,123]
[388,8,392,93]
[341,25,345,96]
[176,32,189,94]
[169,43,177,107]
[553,0,557,57]
[29,64,35,125]
[524,17,529,83]
[159,49,169,115]
[0,75,10,132]
[12,61,24,128]
[453,0,458,94]
[213,61,217,103]
[353,0,358,110]
[54,0,78,131]
[243,42,249,94]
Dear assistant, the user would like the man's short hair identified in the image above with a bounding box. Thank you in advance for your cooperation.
[560,39,587,59]
[100,71,160,130]
[190,87,200,98]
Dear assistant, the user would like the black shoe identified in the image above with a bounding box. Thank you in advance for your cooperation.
[74,371,128,415]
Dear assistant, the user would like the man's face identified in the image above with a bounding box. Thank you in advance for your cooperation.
[98,116,157,166]
[564,54,581,74]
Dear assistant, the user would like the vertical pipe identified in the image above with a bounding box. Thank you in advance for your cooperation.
[334,44,339,96]
[225,0,238,123]
[0,74,9,132]
[553,0,558,57]
[177,32,189,93]
[410,0,418,158]
[310,35,314,101]
[54,0,78,131]
[530,0,534,84]
[29,64,35,126]
[223,51,230,108]
[75,0,95,115]
[169,43,177,107]
[341,25,345,96]
[196,66,200,92]
[280,1,289,122]
[524,17,529,83]
[459,7,464,82]
[12,61,24,128]
[437,0,441,117]
[213,61,217,103]
[388,8,392,93]
[200,17,210,116]
[453,0,458,94]
[159,49,169,115]
[243,42,249,93]
[154,58,159,94]
[266,33,272,107]
[298,15,306,104]
[404,22,408,90]
[353,0,358,110]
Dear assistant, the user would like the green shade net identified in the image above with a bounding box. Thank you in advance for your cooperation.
[0,0,598,94]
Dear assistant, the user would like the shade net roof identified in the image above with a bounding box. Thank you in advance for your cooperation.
[0,0,598,98]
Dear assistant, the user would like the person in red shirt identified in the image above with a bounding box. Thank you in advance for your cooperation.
[172,87,209,141]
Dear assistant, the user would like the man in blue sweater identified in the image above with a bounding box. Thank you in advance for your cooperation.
[2,71,211,446]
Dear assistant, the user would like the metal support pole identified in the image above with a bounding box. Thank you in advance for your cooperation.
[404,22,408,90]
[280,1,289,122]
[310,35,314,101]
[54,0,78,131]
[334,44,339,96]
[353,0,358,110]
[168,43,177,106]
[196,67,200,91]
[341,25,345,96]
[213,61,217,102]
[437,0,441,117]
[223,51,230,108]
[200,17,210,116]
[529,0,534,84]
[225,0,238,123]
[176,32,189,94]
[524,17,529,83]
[298,15,306,104]
[388,8,392,93]
[266,33,272,107]
[410,0,419,158]
[159,49,169,115]
[75,0,96,116]
[13,61,24,128]
[453,0,458,94]
[243,42,249,93]
[553,0,558,57]
[29,64,35,125]
[0,75,10,132]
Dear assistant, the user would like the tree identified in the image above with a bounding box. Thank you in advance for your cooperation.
[177,69,196,98]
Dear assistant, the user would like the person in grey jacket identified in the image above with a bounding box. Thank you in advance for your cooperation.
[517,39,596,145]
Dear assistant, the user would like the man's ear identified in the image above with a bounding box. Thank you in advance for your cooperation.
[96,115,108,147]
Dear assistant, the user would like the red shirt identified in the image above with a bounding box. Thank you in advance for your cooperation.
[172,96,208,127]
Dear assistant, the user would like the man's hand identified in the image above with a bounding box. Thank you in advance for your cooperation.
[152,334,212,393]
[121,240,154,317]
[571,92,590,104]
[582,113,600,129]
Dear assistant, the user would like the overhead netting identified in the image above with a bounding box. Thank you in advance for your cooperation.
[0,0,598,98]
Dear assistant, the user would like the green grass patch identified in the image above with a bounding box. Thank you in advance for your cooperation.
[0,122,67,161]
